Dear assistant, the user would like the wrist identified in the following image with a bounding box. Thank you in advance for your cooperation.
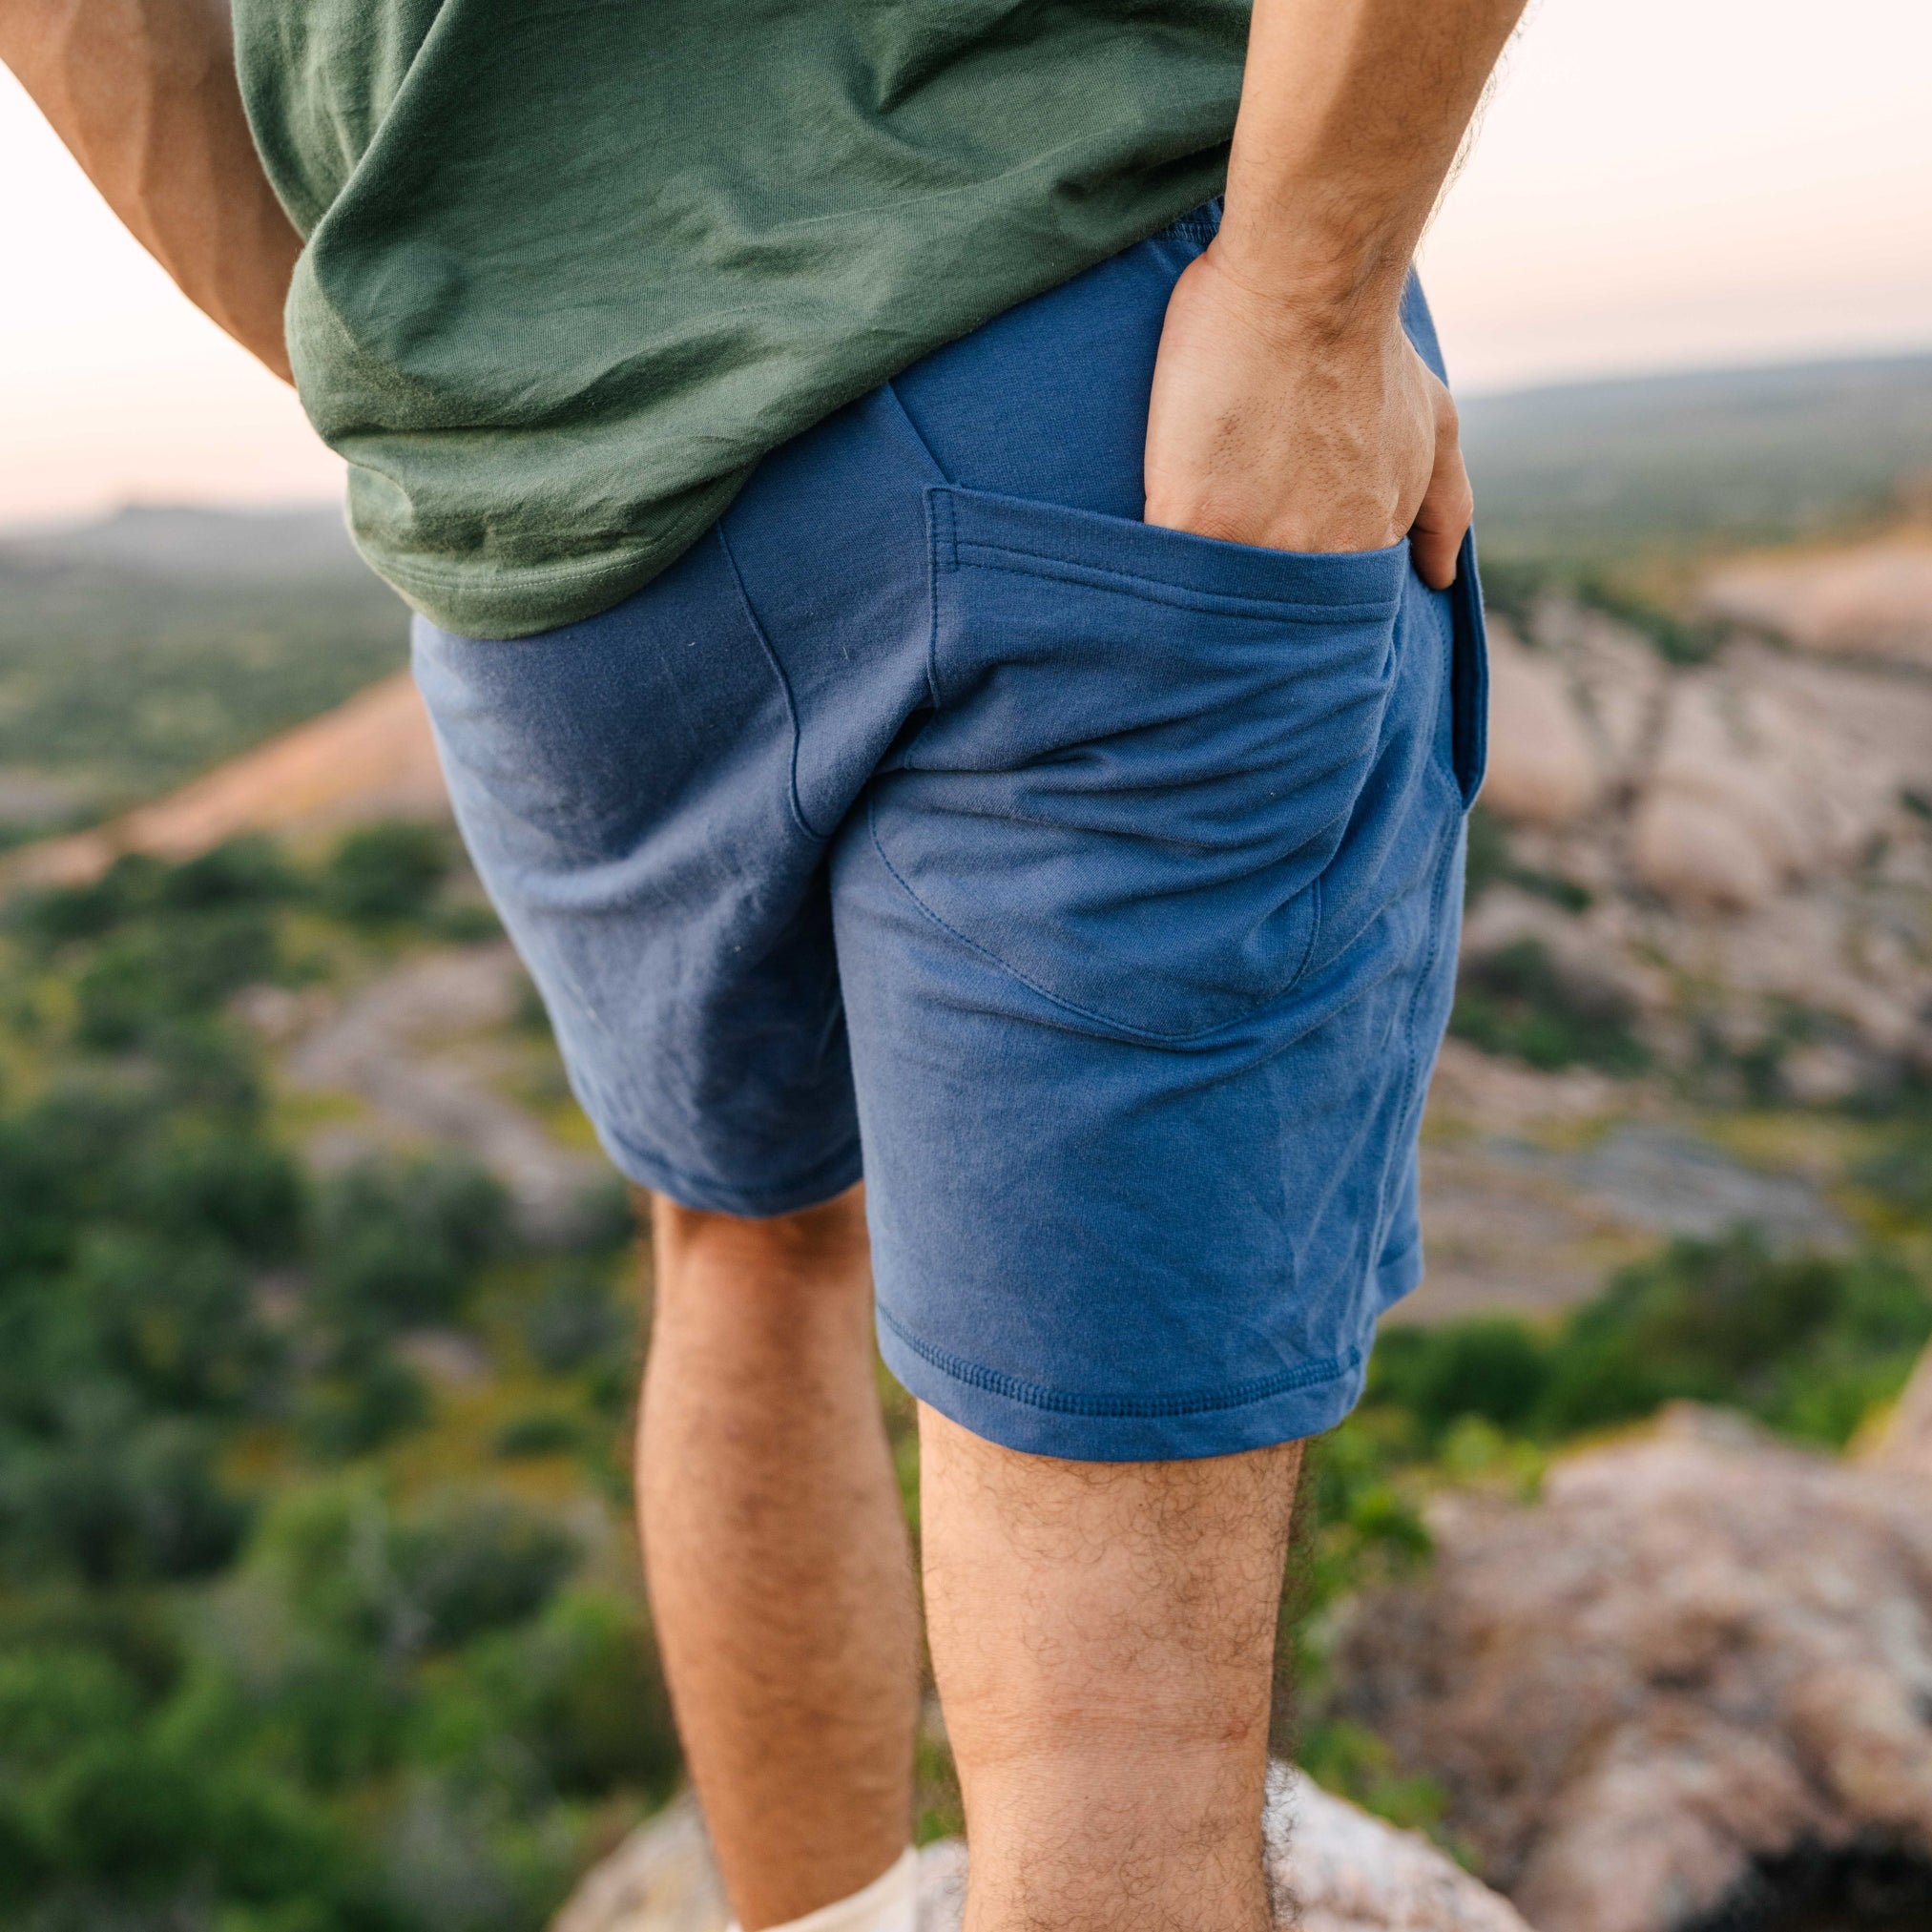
[1188,229,1407,353]
[1211,172,1416,334]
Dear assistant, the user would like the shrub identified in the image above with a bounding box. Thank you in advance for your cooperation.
[0,1404,251,1587]
[299,1352,432,1461]
[1450,936,1648,1073]
[1371,1319,1550,1438]
[126,1124,304,1262]
[325,823,451,924]
[460,1589,679,1798]
[391,1501,579,1652]
[1858,1126,1932,1222]
[493,1411,582,1460]
[159,836,301,911]
[74,908,279,1048]
[1463,802,1512,904]
[522,1268,630,1375]
[313,1156,509,1333]
[6,852,168,947]
[1362,1230,1932,1451]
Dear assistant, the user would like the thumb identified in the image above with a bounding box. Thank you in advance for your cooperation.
[1410,384,1473,592]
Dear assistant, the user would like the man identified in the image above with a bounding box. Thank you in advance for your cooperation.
[3,4,1519,1930]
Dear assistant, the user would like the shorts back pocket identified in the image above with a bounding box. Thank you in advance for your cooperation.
[866,486,1412,1041]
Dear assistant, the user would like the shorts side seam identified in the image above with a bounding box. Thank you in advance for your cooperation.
[880,378,954,714]
[1371,817,1463,1254]
[714,521,824,842]
[876,1301,1361,1420]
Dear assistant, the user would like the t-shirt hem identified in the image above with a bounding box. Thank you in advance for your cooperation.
[360,481,746,641]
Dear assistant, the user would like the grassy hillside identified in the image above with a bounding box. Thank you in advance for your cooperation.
[0,508,405,837]
[1461,351,1932,560]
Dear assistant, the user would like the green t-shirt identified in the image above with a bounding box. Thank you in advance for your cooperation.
[236,2,1250,639]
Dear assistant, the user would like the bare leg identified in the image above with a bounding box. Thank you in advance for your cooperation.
[920,1404,1301,1932]
[638,1188,920,1930]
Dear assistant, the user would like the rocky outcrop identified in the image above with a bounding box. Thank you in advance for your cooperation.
[1465,564,1932,1086]
[1626,664,1891,911]
[1331,1405,1932,1932]
[551,1768,1535,1932]
[1480,623,1605,829]
[1701,537,1932,671]
[1262,1767,1537,1932]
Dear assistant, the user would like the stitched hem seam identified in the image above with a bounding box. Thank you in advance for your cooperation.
[599,1123,862,1218]
[878,1302,1360,1421]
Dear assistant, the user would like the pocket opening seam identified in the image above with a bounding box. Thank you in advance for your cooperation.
[947,536,1407,625]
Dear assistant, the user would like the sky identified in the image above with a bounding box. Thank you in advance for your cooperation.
[3,0,1929,526]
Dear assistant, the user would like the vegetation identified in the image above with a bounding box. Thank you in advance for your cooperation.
[2,820,1927,1917]
[0,837,674,1932]
[1461,352,1932,562]
[0,535,405,836]
[1284,1227,1932,1839]
[1449,933,1649,1074]
[1369,1229,1929,1453]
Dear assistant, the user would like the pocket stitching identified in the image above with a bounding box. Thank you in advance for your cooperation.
[866,794,1209,1043]
[925,486,955,710]
[931,481,1410,620]
[869,793,1313,1047]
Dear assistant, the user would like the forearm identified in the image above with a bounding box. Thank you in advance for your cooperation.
[1218,0,1526,327]
[1,0,301,379]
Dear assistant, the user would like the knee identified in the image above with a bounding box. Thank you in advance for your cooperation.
[652,1184,872,1304]
[654,1182,868,1265]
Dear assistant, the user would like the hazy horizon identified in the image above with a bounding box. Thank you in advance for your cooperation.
[6,0,1931,523]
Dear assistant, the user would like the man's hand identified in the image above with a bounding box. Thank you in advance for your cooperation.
[1145,0,1524,587]
[1145,245,1472,589]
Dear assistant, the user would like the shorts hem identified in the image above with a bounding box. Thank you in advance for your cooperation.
[599,1129,863,1220]
[876,1305,1370,1462]
[1374,1233,1426,1314]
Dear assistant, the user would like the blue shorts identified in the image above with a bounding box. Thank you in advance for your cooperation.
[413,202,1487,1461]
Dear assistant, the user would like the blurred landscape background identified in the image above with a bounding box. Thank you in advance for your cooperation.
[3,345,1930,1932]
[6,0,1932,1925]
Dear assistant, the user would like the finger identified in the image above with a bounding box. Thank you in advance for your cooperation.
[1410,402,1473,592]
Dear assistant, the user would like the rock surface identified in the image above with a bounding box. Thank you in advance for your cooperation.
[1866,1339,1932,1482]
[1331,1405,1932,1932]
[551,1767,1534,1932]
[1701,537,1932,670]
[1480,623,1605,829]
[1464,563,1932,1088]
[1628,656,1911,911]
[270,942,609,1238]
